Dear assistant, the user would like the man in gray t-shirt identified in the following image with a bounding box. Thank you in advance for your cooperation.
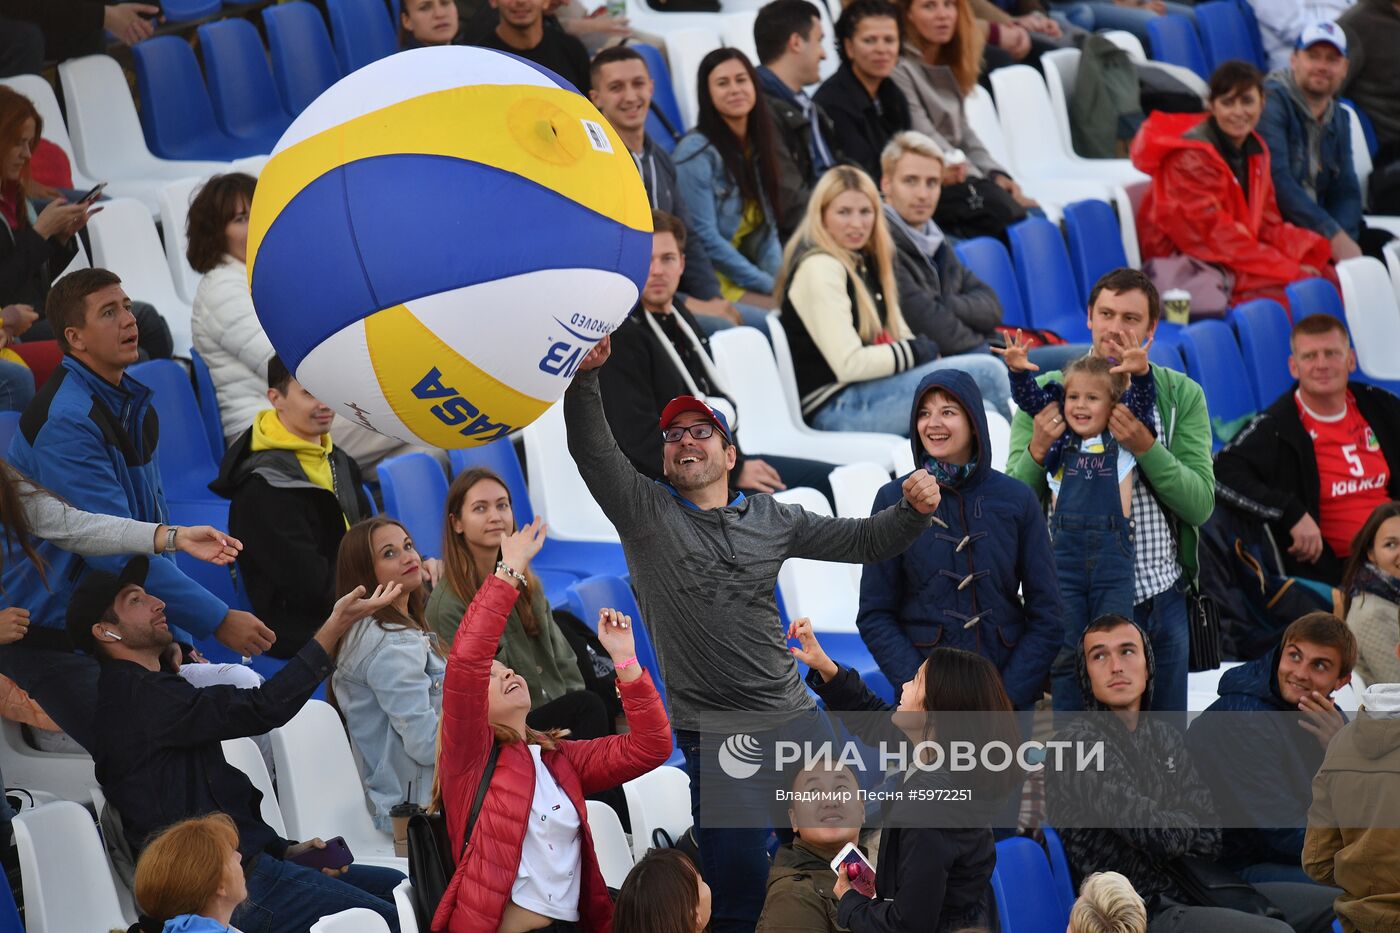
[565,337,941,933]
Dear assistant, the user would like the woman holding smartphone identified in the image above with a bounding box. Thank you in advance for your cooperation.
[431,517,673,933]
[790,617,1022,933]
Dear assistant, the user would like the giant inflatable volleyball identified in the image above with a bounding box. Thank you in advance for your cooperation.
[246,46,651,448]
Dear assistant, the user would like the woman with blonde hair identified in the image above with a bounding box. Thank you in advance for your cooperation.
[777,164,1007,435]
[133,813,247,932]
[889,0,1036,240]
[1067,871,1147,933]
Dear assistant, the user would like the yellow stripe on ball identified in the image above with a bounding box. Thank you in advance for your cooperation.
[248,83,649,276]
[365,305,550,448]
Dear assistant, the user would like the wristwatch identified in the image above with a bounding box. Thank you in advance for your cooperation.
[163,526,179,554]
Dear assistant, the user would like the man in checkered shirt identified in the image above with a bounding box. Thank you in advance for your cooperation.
[1006,269,1215,711]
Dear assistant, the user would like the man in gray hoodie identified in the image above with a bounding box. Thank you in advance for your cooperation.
[564,337,941,933]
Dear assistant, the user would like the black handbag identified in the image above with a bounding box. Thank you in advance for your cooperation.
[406,742,498,932]
[933,176,1027,242]
[1186,589,1223,673]
[1162,856,1285,920]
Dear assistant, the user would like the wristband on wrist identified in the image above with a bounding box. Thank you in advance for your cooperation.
[495,561,527,586]
[615,655,639,671]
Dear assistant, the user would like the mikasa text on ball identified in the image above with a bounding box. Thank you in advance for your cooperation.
[246,46,651,448]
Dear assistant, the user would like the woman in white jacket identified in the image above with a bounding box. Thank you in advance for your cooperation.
[186,175,444,472]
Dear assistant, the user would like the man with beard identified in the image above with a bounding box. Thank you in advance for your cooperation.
[564,338,942,933]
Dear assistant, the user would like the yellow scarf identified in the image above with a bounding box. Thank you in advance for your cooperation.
[250,409,347,528]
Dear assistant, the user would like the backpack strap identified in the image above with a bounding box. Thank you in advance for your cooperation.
[460,742,500,859]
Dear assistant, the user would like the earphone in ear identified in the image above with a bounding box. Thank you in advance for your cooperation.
[102,629,123,641]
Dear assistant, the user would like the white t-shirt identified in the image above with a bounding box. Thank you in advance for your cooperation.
[511,745,584,921]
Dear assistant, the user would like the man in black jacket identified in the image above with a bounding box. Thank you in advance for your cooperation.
[598,210,838,505]
[210,356,370,659]
[1214,314,1400,585]
[754,0,841,241]
[70,556,404,931]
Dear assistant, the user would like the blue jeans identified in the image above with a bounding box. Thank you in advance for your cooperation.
[690,302,771,340]
[811,355,1013,435]
[676,710,833,933]
[1051,574,1189,712]
[0,358,34,412]
[1074,1,1197,44]
[232,855,403,933]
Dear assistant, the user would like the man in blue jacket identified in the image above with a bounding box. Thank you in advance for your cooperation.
[1187,612,1356,885]
[1257,22,1369,262]
[0,268,275,750]
[856,368,1061,709]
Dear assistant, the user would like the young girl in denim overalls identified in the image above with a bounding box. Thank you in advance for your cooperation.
[995,334,1155,709]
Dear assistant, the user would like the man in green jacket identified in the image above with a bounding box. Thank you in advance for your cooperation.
[1006,268,1214,711]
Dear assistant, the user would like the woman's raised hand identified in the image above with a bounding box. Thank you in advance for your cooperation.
[787,617,838,682]
[499,516,547,575]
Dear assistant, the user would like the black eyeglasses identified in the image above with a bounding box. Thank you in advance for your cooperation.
[661,423,717,443]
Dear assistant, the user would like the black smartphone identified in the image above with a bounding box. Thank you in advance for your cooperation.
[77,182,108,204]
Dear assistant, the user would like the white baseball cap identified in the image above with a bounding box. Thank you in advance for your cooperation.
[1297,20,1347,55]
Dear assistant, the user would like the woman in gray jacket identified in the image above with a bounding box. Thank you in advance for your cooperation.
[1341,502,1400,688]
[890,0,1039,240]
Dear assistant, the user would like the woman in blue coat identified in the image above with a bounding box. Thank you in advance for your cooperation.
[856,367,1061,709]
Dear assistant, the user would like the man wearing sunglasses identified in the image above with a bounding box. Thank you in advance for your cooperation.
[564,337,942,933]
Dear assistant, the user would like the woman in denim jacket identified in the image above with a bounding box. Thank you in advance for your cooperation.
[332,516,444,831]
[674,48,785,308]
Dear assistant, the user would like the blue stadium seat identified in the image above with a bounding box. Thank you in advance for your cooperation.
[188,348,227,465]
[992,836,1068,933]
[1008,218,1091,343]
[1146,14,1209,80]
[362,483,378,515]
[859,667,895,705]
[197,19,293,153]
[263,2,343,116]
[448,440,629,583]
[327,0,398,74]
[1179,320,1257,450]
[1341,97,1379,157]
[1040,826,1076,918]
[1228,298,1293,410]
[161,0,221,22]
[129,360,222,502]
[0,411,19,456]
[1061,200,1129,306]
[377,452,449,559]
[633,43,684,136]
[955,236,1029,329]
[128,360,245,609]
[1285,277,1344,320]
[568,575,669,705]
[1195,1,1262,72]
[1148,328,1186,372]
[1229,0,1268,69]
[131,37,264,161]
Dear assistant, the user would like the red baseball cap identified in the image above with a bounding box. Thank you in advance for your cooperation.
[658,395,732,442]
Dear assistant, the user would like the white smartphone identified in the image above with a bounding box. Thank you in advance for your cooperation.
[830,841,876,898]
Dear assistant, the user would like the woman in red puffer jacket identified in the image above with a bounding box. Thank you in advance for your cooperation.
[431,516,673,933]
[1131,60,1333,309]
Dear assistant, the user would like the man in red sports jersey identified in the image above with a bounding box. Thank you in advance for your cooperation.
[1216,313,1400,584]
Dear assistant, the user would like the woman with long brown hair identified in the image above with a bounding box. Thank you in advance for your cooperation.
[614,849,712,933]
[1340,501,1400,688]
[889,0,1036,241]
[330,515,444,831]
[431,515,673,933]
[427,467,611,740]
[791,618,1022,933]
[675,47,786,313]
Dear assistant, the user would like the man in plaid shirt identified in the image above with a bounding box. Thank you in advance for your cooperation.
[1006,269,1215,711]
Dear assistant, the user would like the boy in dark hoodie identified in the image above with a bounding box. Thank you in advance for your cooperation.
[1188,613,1356,885]
[1047,615,1338,932]
[210,356,370,659]
[856,368,1061,709]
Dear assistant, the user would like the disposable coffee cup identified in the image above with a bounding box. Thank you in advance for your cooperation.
[390,802,423,858]
[1163,289,1191,325]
